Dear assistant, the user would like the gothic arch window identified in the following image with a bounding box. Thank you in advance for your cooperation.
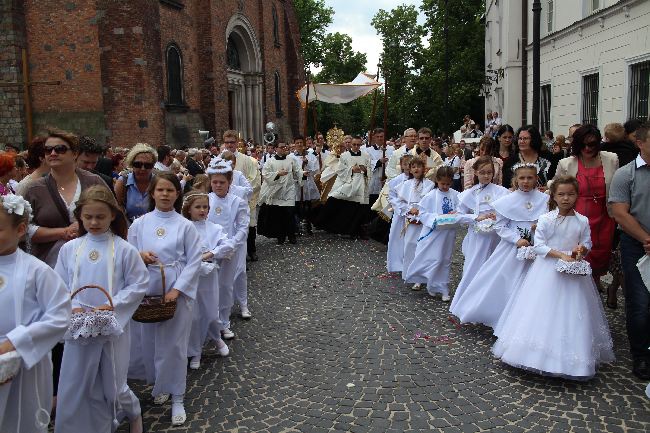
[166,44,184,106]
[227,35,241,71]
[274,71,282,116]
[272,5,280,47]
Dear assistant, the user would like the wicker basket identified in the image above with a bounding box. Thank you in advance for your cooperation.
[132,263,177,323]
[67,285,121,339]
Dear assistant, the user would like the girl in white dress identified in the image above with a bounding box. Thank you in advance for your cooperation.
[451,156,509,310]
[55,185,148,433]
[0,194,70,433]
[397,158,435,289]
[206,159,250,338]
[386,155,413,273]
[493,176,615,379]
[449,163,548,328]
[128,173,202,426]
[183,192,233,370]
[405,167,464,300]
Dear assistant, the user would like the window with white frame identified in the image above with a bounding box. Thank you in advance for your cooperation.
[591,0,599,12]
[547,0,553,33]
[541,84,551,134]
[629,60,650,122]
[582,73,599,126]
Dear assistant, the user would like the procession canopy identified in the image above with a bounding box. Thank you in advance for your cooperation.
[296,72,381,106]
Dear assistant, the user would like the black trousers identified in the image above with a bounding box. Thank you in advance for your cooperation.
[247,226,257,255]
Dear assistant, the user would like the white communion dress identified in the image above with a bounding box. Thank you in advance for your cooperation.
[492,209,615,379]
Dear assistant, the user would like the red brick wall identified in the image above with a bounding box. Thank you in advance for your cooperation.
[96,0,165,148]
[25,0,104,113]
[8,0,305,147]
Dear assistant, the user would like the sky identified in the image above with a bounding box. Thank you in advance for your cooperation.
[323,0,425,78]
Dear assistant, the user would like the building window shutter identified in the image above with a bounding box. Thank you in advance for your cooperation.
[274,71,283,117]
[540,84,551,134]
[629,60,650,122]
[582,73,599,126]
[166,45,184,106]
[272,6,280,47]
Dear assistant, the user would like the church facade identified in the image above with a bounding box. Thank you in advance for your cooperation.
[0,0,305,149]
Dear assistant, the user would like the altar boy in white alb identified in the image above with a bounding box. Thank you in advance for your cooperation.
[207,158,251,332]
[317,135,372,238]
[258,141,304,244]
[291,136,319,235]
[0,194,71,433]
[364,128,392,206]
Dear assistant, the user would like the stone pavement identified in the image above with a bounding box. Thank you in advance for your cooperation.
[124,231,650,432]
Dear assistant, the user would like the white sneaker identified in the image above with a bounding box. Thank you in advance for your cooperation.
[240,307,252,319]
[171,402,186,426]
[222,328,235,340]
[216,338,230,356]
[153,393,170,405]
[441,294,451,302]
[189,356,201,370]
[412,283,422,291]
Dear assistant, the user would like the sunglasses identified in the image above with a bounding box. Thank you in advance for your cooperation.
[45,145,70,154]
[584,141,600,148]
[132,161,154,169]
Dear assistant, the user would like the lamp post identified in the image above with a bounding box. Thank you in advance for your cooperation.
[444,0,450,134]
[532,0,542,129]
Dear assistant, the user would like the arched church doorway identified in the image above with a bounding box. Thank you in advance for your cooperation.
[226,14,264,143]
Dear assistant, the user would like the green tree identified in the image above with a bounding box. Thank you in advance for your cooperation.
[315,32,367,83]
[308,33,371,136]
[293,0,334,68]
[371,1,485,136]
[418,0,485,134]
[371,5,425,136]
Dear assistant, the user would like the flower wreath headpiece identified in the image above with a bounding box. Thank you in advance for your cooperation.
[511,162,540,173]
[182,191,209,204]
[1,194,33,223]
[206,157,233,175]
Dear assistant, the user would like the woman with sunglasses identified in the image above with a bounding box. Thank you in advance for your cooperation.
[554,124,619,294]
[22,127,105,413]
[115,143,158,222]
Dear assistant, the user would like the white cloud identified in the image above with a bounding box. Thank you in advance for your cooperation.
[319,0,425,78]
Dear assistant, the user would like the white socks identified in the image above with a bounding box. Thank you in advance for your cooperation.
[189,355,201,370]
[171,395,186,426]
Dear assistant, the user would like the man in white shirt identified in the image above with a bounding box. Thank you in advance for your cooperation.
[154,145,172,172]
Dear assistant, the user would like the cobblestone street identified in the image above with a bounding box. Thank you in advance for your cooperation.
[127,232,650,433]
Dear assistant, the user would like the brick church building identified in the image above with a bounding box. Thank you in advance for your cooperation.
[0,0,305,149]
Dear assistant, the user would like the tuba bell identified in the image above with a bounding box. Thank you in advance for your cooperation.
[263,122,276,144]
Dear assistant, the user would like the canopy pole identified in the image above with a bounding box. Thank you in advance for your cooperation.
[369,64,380,144]
[303,70,310,139]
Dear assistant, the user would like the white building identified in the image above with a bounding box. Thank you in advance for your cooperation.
[484,0,650,135]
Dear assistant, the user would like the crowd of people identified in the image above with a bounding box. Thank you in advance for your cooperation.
[0,115,649,431]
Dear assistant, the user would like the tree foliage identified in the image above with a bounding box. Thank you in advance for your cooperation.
[371,5,425,136]
[293,0,334,68]
[372,0,485,136]
[315,33,367,84]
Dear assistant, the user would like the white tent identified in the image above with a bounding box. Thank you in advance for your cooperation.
[296,72,382,105]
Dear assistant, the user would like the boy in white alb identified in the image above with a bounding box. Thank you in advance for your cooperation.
[258,141,304,244]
